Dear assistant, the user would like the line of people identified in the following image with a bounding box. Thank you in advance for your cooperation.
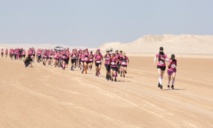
[1,47,130,82]
[1,46,177,86]
[1,48,27,60]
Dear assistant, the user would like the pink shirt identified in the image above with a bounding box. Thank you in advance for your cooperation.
[94,53,103,63]
[168,59,177,72]
[110,56,118,67]
[89,53,94,62]
[104,54,111,65]
[120,56,128,66]
[66,51,70,59]
[54,52,60,59]
[115,53,121,60]
[22,51,26,55]
[71,52,77,59]
[83,52,89,62]
[156,53,167,67]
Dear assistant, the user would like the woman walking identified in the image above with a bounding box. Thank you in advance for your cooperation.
[167,54,177,89]
[154,47,168,89]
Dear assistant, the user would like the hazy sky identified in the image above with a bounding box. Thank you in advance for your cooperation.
[0,0,213,47]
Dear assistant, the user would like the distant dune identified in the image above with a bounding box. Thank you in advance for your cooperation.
[100,35,213,56]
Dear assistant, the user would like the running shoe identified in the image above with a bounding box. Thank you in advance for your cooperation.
[158,83,160,88]
[167,85,170,89]
[159,85,163,89]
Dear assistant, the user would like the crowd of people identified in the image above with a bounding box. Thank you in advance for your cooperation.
[0,47,130,82]
[1,46,177,87]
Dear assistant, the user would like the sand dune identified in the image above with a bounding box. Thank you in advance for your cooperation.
[100,35,213,56]
[0,56,212,128]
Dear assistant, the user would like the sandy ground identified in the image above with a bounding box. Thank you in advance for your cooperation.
[0,56,213,128]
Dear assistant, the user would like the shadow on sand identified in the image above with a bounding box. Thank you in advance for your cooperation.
[162,88,186,91]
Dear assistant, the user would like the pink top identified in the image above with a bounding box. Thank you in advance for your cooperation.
[168,59,177,72]
[156,53,167,67]
[37,50,42,56]
[28,50,32,55]
[71,52,77,59]
[83,52,89,62]
[120,56,129,66]
[66,51,70,59]
[110,56,119,67]
[42,51,48,58]
[104,54,111,65]
[94,53,103,63]
[115,53,121,60]
[54,52,60,59]
[89,53,94,62]
[22,50,26,55]
[61,51,67,60]
[10,49,14,54]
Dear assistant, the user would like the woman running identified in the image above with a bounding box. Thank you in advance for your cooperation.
[61,50,68,70]
[70,49,77,71]
[65,48,70,68]
[104,49,111,80]
[110,53,119,82]
[94,49,103,76]
[115,50,121,73]
[1,48,4,57]
[5,48,8,58]
[88,51,94,70]
[167,54,177,89]
[36,49,42,63]
[120,52,129,78]
[47,50,53,66]
[21,49,26,60]
[154,47,168,89]
[54,51,60,67]
[82,49,90,74]
[9,49,14,59]
[42,49,48,66]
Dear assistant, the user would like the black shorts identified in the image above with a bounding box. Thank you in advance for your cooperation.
[71,59,76,64]
[65,58,69,64]
[111,67,118,71]
[95,63,101,67]
[105,64,111,72]
[84,61,90,64]
[157,66,166,71]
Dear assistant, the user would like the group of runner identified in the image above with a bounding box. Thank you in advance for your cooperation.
[1,48,27,60]
[1,46,177,86]
[1,47,130,82]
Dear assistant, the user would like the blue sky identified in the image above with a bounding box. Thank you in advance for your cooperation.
[0,0,213,47]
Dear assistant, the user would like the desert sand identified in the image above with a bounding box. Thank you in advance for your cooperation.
[0,55,212,128]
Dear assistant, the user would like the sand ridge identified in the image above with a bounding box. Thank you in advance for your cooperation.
[100,34,213,56]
